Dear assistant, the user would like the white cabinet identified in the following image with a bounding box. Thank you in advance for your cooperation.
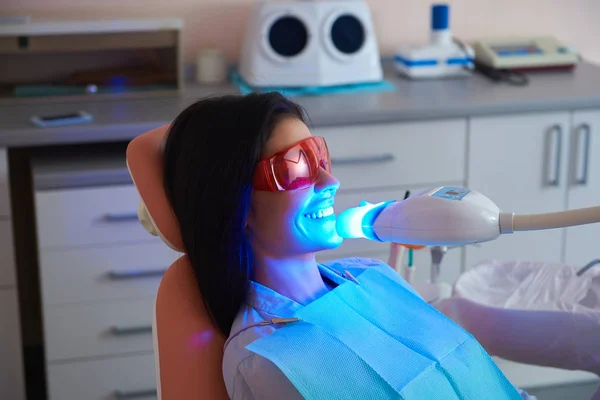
[565,110,600,267]
[47,353,157,400]
[466,112,571,267]
[34,183,167,400]
[35,184,152,249]
[466,109,600,270]
[313,119,467,190]
[44,298,155,362]
[39,242,179,306]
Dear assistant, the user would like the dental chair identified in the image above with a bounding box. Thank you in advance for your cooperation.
[126,125,230,400]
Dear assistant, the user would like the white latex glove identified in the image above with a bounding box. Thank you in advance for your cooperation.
[436,260,600,376]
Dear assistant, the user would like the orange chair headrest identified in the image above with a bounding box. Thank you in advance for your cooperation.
[126,125,184,252]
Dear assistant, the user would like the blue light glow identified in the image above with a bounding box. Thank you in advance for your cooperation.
[336,201,394,241]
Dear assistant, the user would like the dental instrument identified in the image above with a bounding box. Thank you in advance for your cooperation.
[406,247,414,283]
[336,186,600,247]
[430,246,447,284]
[394,3,474,79]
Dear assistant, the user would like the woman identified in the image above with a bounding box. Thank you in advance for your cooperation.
[163,93,534,399]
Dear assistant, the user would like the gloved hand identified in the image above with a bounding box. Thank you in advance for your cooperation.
[435,260,600,377]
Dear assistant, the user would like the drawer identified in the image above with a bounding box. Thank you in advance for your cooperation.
[0,148,9,216]
[317,246,464,287]
[0,219,16,286]
[47,353,156,400]
[40,242,180,306]
[313,119,467,191]
[0,288,26,400]
[35,184,153,249]
[322,183,463,258]
[44,298,155,361]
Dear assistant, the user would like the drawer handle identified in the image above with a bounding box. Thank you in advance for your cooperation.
[575,123,591,185]
[114,388,157,399]
[107,269,167,280]
[545,124,563,186]
[330,154,395,166]
[103,213,139,222]
[110,325,153,336]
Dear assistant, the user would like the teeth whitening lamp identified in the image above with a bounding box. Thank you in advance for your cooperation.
[336,186,600,302]
[336,186,600,246]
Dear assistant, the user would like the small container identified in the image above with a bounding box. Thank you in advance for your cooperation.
[195,47,227,84]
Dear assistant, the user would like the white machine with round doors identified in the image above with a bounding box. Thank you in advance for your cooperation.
[238,0,383,87]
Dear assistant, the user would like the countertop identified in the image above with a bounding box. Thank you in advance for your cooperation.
[2,61,600,148]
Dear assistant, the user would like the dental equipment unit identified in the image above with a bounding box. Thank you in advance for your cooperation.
[394,4,474,79]
[336,186,600,247]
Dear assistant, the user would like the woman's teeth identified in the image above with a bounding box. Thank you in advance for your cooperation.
[305,206,334,219]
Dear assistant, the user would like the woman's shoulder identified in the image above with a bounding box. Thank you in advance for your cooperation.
[223,305,304,399]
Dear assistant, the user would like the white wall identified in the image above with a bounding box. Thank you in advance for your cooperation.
[3,0,600,65]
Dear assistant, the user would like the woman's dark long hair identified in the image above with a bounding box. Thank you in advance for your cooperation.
[163,92,305,336]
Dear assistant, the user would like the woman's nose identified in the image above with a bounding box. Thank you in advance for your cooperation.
[314,167,340,193]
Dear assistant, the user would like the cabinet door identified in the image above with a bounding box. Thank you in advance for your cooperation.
[565,110,600,267]
[311,119,466,191]
[466,112,570,268]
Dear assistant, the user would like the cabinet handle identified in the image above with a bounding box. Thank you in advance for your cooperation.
[113,388,157,399]
[330,154,395,166]
[546,124,563,186]
[103,213,139,222]
[110,325,153,336]
[107,269,167,280]
[575,123,592,185]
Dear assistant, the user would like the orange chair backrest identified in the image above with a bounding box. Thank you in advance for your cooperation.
[127,125,229,400]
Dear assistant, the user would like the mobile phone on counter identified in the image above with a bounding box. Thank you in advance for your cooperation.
[30,110,93,128]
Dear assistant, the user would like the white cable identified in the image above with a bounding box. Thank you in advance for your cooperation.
[511,206,600,232]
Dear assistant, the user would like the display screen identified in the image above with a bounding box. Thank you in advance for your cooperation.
[40,113,82,121]
[491,44,543,57]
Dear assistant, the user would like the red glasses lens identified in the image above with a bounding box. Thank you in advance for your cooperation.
[253,136,331,191]
[272,146,319,190]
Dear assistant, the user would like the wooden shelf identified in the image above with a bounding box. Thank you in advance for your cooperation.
[0,31,179,54]
[0,19,184,100]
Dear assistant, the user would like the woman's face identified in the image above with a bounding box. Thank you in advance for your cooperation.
[248,117,343,257]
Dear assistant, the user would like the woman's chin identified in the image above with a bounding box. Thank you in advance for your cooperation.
[313,233,344,252]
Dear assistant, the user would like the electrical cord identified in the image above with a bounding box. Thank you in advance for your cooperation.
[471,59,529,86]
[452,37,530,87]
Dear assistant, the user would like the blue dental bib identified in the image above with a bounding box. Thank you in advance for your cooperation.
[246,268,521,399]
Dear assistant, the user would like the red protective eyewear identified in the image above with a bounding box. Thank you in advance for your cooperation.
[253,136,331,192]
